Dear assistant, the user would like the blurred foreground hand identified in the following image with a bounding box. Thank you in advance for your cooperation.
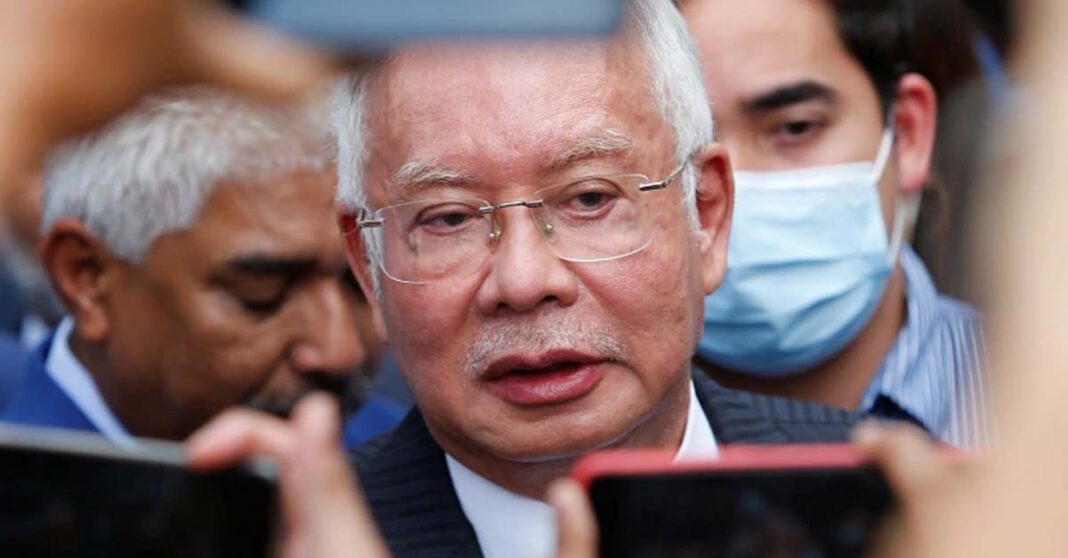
[0,0,337,197]
[188,395,389,558]
[188,394,600,558]
[853,422,981,558]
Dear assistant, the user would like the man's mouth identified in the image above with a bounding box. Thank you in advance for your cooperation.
[245,373,353,419]
[482,350,608,406]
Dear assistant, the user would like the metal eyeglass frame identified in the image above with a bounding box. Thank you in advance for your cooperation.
[356,162,686,231]
[353,161,688,283]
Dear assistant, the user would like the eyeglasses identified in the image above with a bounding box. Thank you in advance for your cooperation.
[355,163,687,284]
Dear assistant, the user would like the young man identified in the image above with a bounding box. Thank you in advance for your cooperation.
[682,0,989,448]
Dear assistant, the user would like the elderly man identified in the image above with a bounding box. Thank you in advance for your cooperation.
[1,89,372,444]
[681,0,989,448]
[312,1,859,555]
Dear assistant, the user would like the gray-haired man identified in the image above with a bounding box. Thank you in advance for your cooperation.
[322,1,860,555]
[2,89,372,444]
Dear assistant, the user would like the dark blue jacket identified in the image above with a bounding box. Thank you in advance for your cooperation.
[0,264,23,338]
[1,334,96,432]
[0,333,29,411]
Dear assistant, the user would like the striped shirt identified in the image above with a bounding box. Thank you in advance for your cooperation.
[860,245,992,449]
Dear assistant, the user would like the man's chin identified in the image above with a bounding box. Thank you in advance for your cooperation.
[489,421,637,465]
[244,375,355,419]
[246,397,300,419]
[245,388,342,419]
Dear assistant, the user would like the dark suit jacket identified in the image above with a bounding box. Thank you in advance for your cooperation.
[0,264,24,338]
[351,372,858,558]
[1,334,97,432]
[0,333,29,411]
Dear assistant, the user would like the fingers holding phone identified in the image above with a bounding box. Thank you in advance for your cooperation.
[548,478,598,558]
[187,394,388,558]
[853,422,979,558]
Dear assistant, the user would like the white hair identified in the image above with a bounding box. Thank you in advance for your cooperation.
[41,88,334,263]
[332,0,713,290]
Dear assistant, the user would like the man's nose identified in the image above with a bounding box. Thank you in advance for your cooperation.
[475,210,579,315]
[291,280,367,378]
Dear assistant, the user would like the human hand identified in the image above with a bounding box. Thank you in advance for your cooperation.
[852,421,976,558]
[187,394,388,558]
[0,0,338,193]
[547,478,598,558]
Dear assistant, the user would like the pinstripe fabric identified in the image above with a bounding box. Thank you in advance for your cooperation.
[350,372,857,557]
[860,246,991,449]
[351,415,482,558]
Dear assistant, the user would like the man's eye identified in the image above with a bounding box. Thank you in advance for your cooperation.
[239,294,287,315]
[771,119,824,144]
[436,213,471,227]
[558,182,619,215]
[415,206,480,233]
[574,192,609,208]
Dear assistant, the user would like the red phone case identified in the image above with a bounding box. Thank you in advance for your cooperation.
[571,443,970,490]
[573,444,876,490]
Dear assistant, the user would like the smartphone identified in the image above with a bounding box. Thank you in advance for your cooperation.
[572,445,897,558]
[0,425,277,558]
[226,0,628,51]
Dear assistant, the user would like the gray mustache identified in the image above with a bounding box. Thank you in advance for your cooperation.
[465,321,626,375]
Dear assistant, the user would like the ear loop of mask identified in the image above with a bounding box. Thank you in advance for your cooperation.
[888,190,921,265]
[875,118,923,265]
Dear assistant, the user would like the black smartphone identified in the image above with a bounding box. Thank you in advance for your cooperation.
[0,425,277,558]
[572,445,897,558]
[225,0,628,51]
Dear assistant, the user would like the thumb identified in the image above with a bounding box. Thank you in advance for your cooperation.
[285,394,389,558]
[548,478,597,558]
[852,420,947,505]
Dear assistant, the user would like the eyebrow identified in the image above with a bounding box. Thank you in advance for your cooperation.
[742,80,839,113]
[549,129,634,170]
[387,129,635,198]
[224,255,319,277]
[388,160,473,198]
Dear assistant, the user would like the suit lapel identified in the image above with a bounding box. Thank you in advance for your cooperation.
[352,409,481,558]
[693,372,792,444]
[693,371,858,445]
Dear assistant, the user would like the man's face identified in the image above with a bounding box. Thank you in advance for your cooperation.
[351,42,720,463]
[104,170,371,438]
[683,0,898,228]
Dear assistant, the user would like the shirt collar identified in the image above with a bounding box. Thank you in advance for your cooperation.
[861,245,944,432]
[446,380,717,558]
[46,317,138,448]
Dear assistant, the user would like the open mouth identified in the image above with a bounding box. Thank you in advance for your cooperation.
[483,352,607,406]
[506,360,586,376]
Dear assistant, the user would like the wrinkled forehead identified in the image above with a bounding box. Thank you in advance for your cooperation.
[388,40,618,98]
[362,39,665,197]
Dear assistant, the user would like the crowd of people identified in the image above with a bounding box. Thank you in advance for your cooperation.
[3,0,1063,556]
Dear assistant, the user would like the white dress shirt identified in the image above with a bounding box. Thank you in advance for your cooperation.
[20,313,50,349]
[446,380,718,558]
[46,317,138,448]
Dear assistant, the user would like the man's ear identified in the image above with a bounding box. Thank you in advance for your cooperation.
[692,143,734,296]
[892,73,938,195]
[338,212,388,344]
[40,219,117,342]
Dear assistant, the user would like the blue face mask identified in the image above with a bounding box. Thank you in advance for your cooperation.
[697,130,920,377]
